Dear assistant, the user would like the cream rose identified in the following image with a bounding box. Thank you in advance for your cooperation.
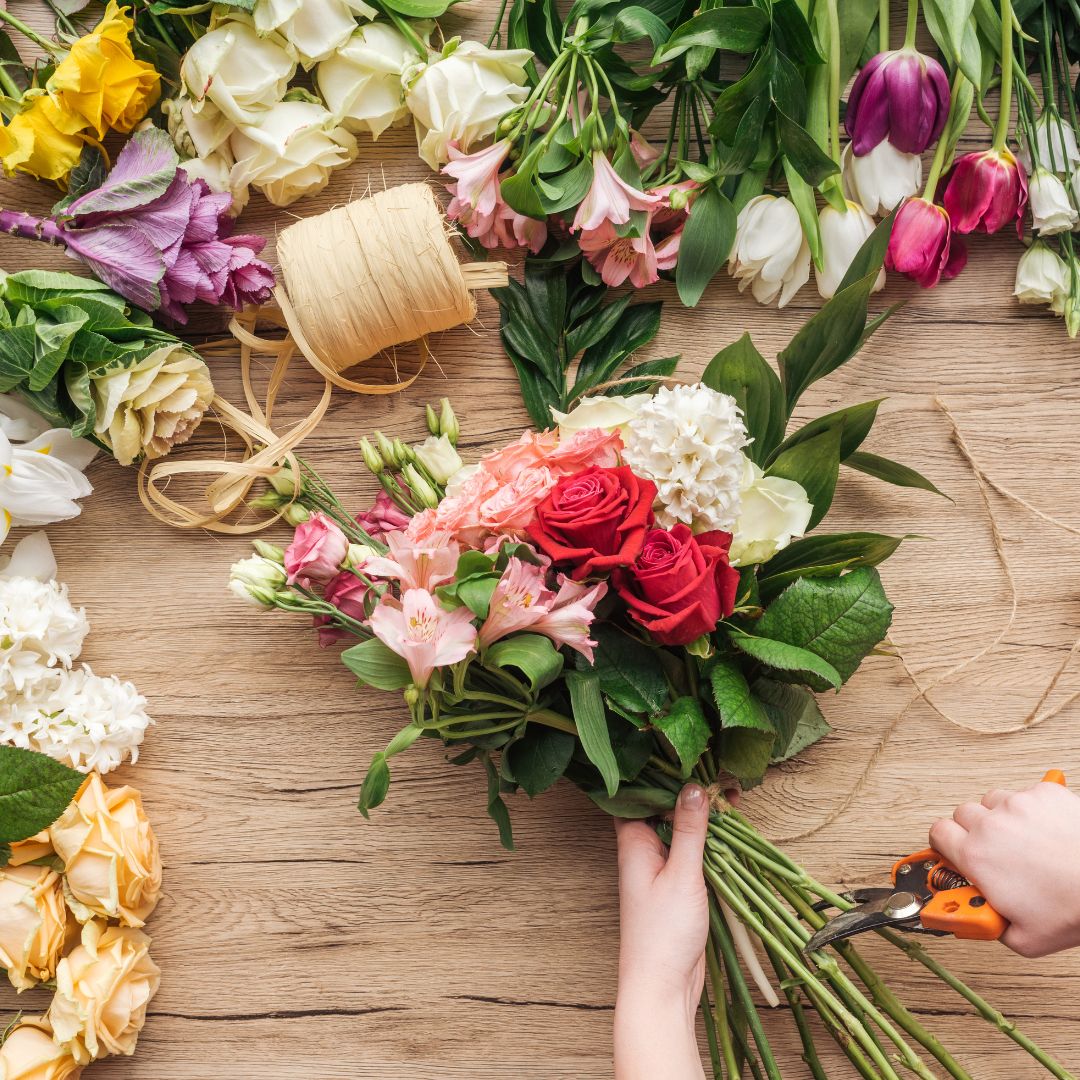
[253,0,378,66]
[6,831,54,868]
[48,922,160,1065]
[0,1019,82,1080]
[550,394,651,437]
[0,865,69,991]
[88,344,213,466]
[49,774,162,929]
[729,459,813,567]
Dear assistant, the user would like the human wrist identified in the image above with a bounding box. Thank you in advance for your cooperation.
[616,970,699,1030]
[614,984,703,1080]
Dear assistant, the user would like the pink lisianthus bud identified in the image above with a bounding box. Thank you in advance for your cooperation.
[356,489,411,540]
[284,511,349,586]
[942,149,1029,236]
[846,48,950,156]
[886,197,968,288]
[313,570,371,647]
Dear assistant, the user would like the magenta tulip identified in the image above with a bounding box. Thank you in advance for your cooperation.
[942,149,1028,236]
[886,198,967,288]
[846,48,950,156]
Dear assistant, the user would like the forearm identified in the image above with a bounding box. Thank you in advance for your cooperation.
[614,981,706,1080]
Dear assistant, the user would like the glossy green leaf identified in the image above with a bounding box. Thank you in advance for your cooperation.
[611,355,679,396]
[612,5,671,45]
[652,6,768,63]
[766,426,842,530]
[773,0,825,63]
[755,678,832,762]
[584,625,668,716]
[486,634,564,692]
[770,399,883,465]
[567,670,621,797]
[0,746,84,844]
[782,156,823,268]
[341,639,413,690]
[845,451,948,498]
[758,532,906,599]
[482,753,515,850]
[776,107,839,187]
[730,630,842,690]
[653,696,711,778]
[676,185,737,307]
[709,661,776,786]
[506,726,575,797]
[572,301,662,396]
[585,784,677,818]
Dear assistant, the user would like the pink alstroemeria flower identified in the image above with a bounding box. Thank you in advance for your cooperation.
[369,589,478,688]
[942,149,1029,237]
[885,197,967,288]
[364,530,460,592]
[444,140,511,220]
[478,557,555,648]
[571,152,660,233]
[528,575,607,662]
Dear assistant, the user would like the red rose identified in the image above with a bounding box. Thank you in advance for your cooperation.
[527,465,656,580]
[613,525,739,645]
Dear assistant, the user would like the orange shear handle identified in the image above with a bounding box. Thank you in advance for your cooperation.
[892,770,1066,941]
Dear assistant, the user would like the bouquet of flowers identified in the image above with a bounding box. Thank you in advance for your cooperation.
[230,236,1072,1076]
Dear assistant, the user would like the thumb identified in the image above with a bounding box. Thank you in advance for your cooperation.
[663,783,709,883]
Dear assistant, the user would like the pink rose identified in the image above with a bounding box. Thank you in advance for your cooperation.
[356,490,411,540]
[313,570,370,647]
[284,511,349,586]
[477,465,558,536]
[546,427,623,473]
[482,430,560,483]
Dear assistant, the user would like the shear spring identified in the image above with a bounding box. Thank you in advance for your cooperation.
[930,866,968,891]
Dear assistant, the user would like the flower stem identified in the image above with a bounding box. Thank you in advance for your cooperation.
[826,0,843,166]
[879,0,890,50]
[763,942,829,1080]
[903,0,919,48]
[0,8,61,54]
[524,708,577,734]
[384,8,428,59]
[698,983,724,1080]
[486,0,510,47]
[705,935,739,1079]
[922,70,966,200]
[992,0,1015,150]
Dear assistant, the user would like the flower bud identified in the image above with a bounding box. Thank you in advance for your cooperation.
[886,197,967,288]
[248,489,288,510]
[359,437,384,474]
[668,186,691,212]
[438,397,459,445]
[402,463,440,509]
[230,553,287,598]
[374,430,397,467]
[393,437,413,465]
[1014,241,1069,312]
[413,433,462,484]
[425,403,440,436]
[943,149,1028,237]
[267,463,300,496]
[344,543,377,569]
[284,503,311,526]
[404,686,420,706]
[253,540,285,564]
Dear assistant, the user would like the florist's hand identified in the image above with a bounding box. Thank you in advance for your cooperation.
[613,784,713,1080]
[929,779,1080,958]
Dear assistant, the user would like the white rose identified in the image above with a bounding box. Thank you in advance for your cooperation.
[163,93,233,158]
[550,394,651,437]
[727,194,811,309]
[317,22,424,138]
[841,141,922,216]
[178,149,249,216]
[413,434,462,484]
[1029,168,1079,235]
[405,39,532,169]
[817,200,885,299]
[1014,242,1069,313]
[253,0,378,67]
[729,458,813,567]
[180,18,296,125]
[229,100,357,207]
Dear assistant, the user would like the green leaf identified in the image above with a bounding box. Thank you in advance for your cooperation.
[652,6,769,62]
[676,185,737,307]
[571,301,662,397]
[486,634,564,692]
[776,107,840,187]
[565,291,634,360]
[782,156,823,268]
[701,334,785,465]
[493,278,561,387]
[538,155,594,214]
[756,568,894,684]
[836,0,880,83]
[0,843,9,866]
[585,784,677,818]
[610,355,679,396]
[773,0,825,63]
[653,696,711,778]
[845,452,948,498]
[610,717,654,781]
[567,670,621,797]
[711,41,775,145]
[504,346,562,429]
[729,630,842,690]
[766,426,842,530]
[770,399,883,465]
[341,639,414,690]
[500,150,547,220]
[506,725,575,797]
[0,746,84,843]
[612,5,671,45]
[754,678,832,762]
[709,661,776,786]
[759,532,906,599]
[922,0,980,86]
[357,754,390,817]
[585,625,668,715]
[380,0,451,15]
[482,753,515,850]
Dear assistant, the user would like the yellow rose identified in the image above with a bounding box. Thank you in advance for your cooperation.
[48,774,161,928]
[47,2,160,139]
[0,865,70,991]
[6,832,54,868]
[0,95,86,182]
[0,1019,83,1080]
[47,922,160,1064]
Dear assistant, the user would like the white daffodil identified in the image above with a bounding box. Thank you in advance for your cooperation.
[0,395,96,544]
[817,200,886,299]
[729,458,814,566]
[253,0,378,67]
[1029,168,1079,235]
[842,140,922,216]
[727,194,811,309]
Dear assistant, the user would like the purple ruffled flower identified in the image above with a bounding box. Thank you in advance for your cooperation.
[846,48,950,156]
[0,127,274,323]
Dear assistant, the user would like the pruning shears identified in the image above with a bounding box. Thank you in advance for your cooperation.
[805,770,1067,952]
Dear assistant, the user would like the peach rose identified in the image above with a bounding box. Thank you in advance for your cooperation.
[546,426,623,472]
[482,430,560,483]
[49,774,161,928]
[6,832,54,868]
[0,865,70,991]
[48,922,160,1064]
[477,465,558,535]
[0,1019,83,1080]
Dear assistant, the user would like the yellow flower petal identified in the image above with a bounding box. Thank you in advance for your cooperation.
[0,96,86,182]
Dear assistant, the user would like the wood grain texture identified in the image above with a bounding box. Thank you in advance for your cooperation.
[3,3,1080,1075]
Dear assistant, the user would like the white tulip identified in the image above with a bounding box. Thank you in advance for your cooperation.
[318,22,424,138]
[253,0,378,67]
[181,18,296,125]
[1029,168,1079,235]
[727,194,811,308]
[729,458,813,567]
[841,140,922,216]
[229,100,357,207]
[413,434,462,485]
[405,38,532,169]
[1020,109,1080,175]
[550,394,651,436]
[1014,242,1069,313]
[816,200,885,299]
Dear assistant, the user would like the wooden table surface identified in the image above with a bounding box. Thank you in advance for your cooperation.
[3,4,1080,1075]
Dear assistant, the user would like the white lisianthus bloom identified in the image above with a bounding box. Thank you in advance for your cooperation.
[2,667,151,774]
[253,0,378,67]
[1020,109,1080,175]
[0,396,96,544]
[727,195,810,309]
[551,393,651,437]
[229,100,358,206]
[318,22,425,138]
[729,458,813,567]
[413,434,462,484]
[405,39,532,169]
[817,200,885,299]
[1029,168,1079,235]
[841,141,922,216]
[229,554,287,606]
[180,17,297,126]
[1014,242,1069,313]
[621,383,749,533]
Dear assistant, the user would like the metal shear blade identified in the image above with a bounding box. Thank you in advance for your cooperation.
[805,888,930,952]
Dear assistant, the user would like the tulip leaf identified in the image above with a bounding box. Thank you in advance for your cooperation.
[652,6,769,63]
[653,697,711,779]
[776,107,840,188]
[676,184,737,307]
[729,630,843,692]
[782,156,823,268]
[922,0,980,87]
[766,426,842,530]
[710,40,776,145]
[837,0,881,84]
[768,399,883,465]
[567,670,621,797]
[0,746,84,844]
[505,725,575,797]
[341,639,414,690]
[845,451,949,498]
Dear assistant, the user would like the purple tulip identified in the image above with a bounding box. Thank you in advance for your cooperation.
[846,48,951,156]
[0,127,274,323]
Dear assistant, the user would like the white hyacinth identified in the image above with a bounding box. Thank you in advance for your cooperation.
[0,577,89,698]
[1,667,151,774]
[622,383,750,533]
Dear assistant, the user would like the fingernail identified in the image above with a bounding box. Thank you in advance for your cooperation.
[680,784,706,811]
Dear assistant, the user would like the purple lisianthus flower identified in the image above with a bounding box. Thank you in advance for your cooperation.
[846,48,950,156]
